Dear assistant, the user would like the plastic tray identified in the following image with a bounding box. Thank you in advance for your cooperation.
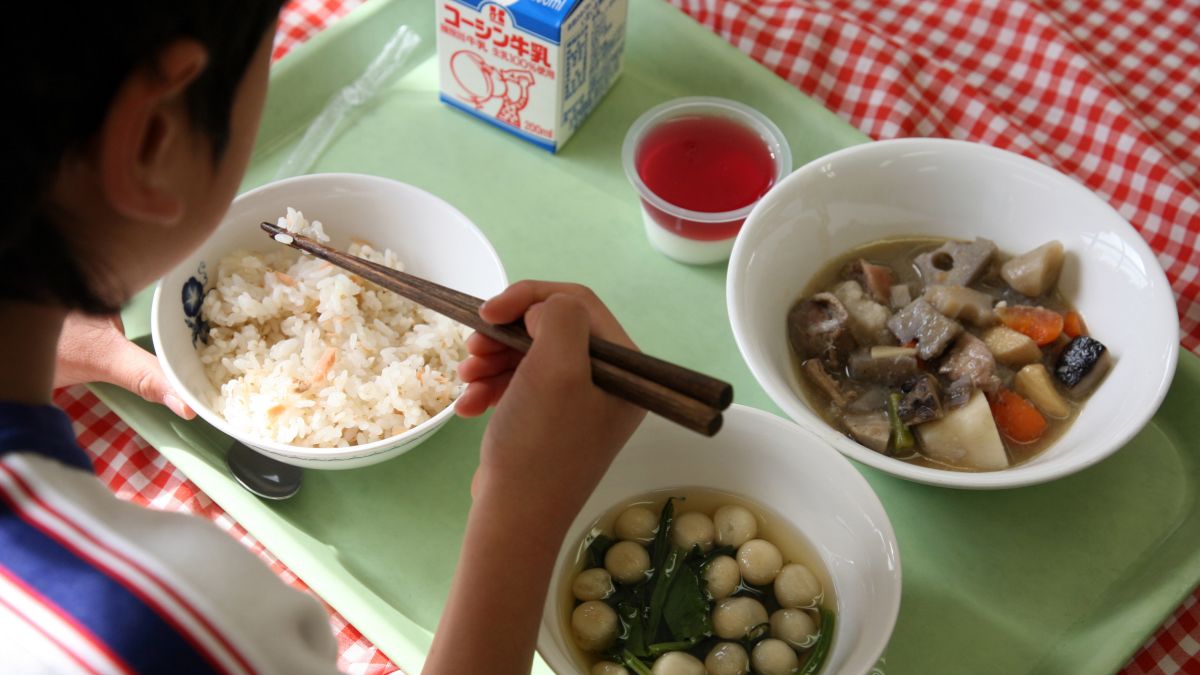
[96,0,1200,672]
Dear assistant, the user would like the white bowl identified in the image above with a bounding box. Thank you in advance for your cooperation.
[152,173,507,469]
[727,138,1179,489]
[537,404,901,675]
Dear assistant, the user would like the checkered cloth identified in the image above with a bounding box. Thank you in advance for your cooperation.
[54,0,1200,673]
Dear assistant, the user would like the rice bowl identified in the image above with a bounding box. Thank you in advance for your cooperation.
[197,209,470,448]
[152,173,508,469]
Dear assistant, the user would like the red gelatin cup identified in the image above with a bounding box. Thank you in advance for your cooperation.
[622,97,791,264]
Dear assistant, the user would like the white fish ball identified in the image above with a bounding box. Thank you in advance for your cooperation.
[711,596,768,640]
[615,506,658,543]
[671,511,715,553]
[573,568,614,602]
[704,642,750,675]
[571,600,618,652]
[650,651,705,675]
[736,539,783,586]
[770,608,818,649]
[751,639,799,675]
[713,505,758,548]
[605,541,651,585]
[774,563,822,609]
[703,555,740,601]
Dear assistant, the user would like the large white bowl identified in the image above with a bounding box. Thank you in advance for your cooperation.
[728,138,1179,489]
[537,404,901,675]
[152,173,507,469]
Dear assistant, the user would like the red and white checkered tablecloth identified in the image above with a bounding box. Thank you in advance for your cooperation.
[58,0,1200,673]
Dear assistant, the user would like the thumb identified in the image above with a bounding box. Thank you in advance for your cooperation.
[100,341,195,420]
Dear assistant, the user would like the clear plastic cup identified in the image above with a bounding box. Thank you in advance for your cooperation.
[622,97,792,265]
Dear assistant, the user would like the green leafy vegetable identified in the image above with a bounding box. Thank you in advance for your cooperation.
[650,498,676,572]
[662,561,711,640]
[646,635,704,657]
[586,533,615,569]
[646,546,684,640]
[887,392,914,453]
[620,649,652,675]
[797,607,836,675]
[617,602,648,657]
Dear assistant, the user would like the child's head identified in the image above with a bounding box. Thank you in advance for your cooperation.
[1,1,287,314]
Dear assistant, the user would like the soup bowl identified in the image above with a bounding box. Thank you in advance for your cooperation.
[536,404,901,674]
[727,138,1179,489]
[152,173,507,469]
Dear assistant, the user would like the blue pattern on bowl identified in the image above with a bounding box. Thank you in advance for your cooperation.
[182,261,210,346]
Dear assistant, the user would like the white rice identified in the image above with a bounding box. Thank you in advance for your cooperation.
[196,208,470,448]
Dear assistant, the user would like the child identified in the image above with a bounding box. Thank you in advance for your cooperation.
[2,3,643,673]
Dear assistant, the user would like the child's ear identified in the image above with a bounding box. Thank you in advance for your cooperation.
[96,39,209,226]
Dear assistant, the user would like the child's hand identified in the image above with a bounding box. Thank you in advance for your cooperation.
[456,281,646,512]
[54,312,195,419]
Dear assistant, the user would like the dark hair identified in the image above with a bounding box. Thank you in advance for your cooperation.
[0,2,287,313]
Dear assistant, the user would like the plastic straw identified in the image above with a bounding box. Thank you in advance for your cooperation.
[274,25,421,180]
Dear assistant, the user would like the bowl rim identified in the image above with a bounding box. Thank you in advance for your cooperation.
[535,403,902,674]
[726,137,1180,489]
[151,172,508,461]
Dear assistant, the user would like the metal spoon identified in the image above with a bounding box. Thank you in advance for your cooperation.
[226,440,303,500]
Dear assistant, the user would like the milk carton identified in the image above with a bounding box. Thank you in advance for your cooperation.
[436,0,628,152]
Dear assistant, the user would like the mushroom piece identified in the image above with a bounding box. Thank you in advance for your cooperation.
[914,237,998,288]
[787,293,856,367]
[923,285,996,326]
[887,298,964,360]
[1055,336,1112,396]
[848,347,921,386]
[801,359,850,407]
[1014,363,1072,418]
[713,504,759,548]
[843,411,891,454]
[671,511,715,553]
[1001,240,1065,298]
[896,373,944,426]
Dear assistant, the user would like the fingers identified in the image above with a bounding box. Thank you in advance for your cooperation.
[458,349,524,382]
[479,281,635,348]
[454,373,514,417]
[466,332,508,357]
[103,338,195,420]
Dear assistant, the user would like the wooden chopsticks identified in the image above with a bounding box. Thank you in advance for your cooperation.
[261,222,733,436]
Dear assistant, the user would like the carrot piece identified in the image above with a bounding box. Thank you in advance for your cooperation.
[1063,311,1087,338]
[995,306,1064,346]
[989,389,1048,444]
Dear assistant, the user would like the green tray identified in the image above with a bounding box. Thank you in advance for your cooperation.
[95,1,1200,673]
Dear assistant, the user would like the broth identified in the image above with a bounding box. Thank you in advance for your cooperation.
[791,236,1096,471]
[560,488,836,672]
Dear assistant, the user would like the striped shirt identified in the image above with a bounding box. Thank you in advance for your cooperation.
[0,402,341,674]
